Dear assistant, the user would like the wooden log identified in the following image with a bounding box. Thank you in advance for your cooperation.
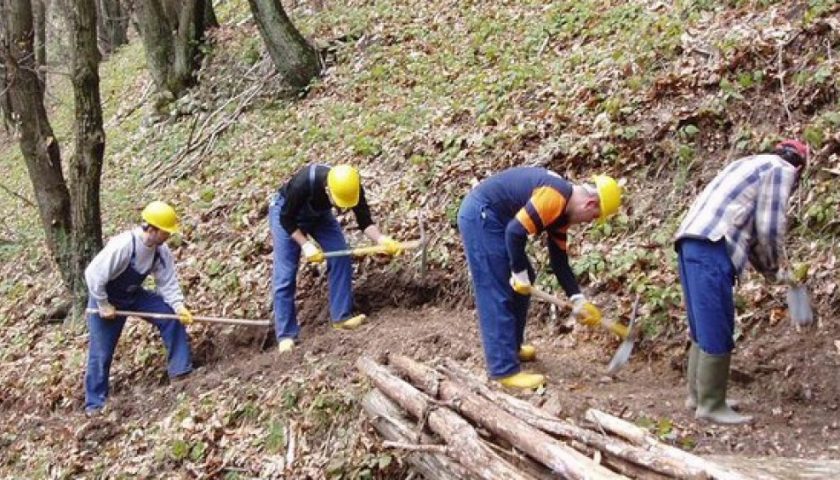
[706,455,840,480]
[356,357,535,480]
[585,409,754,480]
[361,389,469,480]
[441,359,706,480]
[389,354,627,480]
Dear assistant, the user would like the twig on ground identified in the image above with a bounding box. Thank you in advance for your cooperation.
[383,440,449,454]
[0,182,34,208]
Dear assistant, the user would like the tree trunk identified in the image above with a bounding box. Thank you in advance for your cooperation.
[32,0,45,85]
[361,389,471,480]
[68,0,104,321]
[356,357,535,480]
[204,0,218,29]
[440,359,705,480]
[97,0,128,53]
[584,409,752,480]
[136,0,205,101]
[389,355,625,480]
[2,0,74,291]
[0,11,13,132]
[246,0,320,90]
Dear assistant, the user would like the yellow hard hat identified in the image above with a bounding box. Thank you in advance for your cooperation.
[327,165,361,208]
[141,201,179,233]
[592,175,622,222]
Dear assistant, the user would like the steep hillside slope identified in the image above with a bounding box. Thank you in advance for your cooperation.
[1,0,838,477]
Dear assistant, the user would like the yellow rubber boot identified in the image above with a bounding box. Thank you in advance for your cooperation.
[498,372,545,390]
[518,345,536,362]
[277,338,294,353]
[332,314,367,331]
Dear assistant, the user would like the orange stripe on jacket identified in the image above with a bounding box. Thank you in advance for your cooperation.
[531,187,567,226]
[516,209,537,234]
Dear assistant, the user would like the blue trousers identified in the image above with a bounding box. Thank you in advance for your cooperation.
[269,196,353,341]
[458,195,531,378]
[677,238,736,355]
[85,291,192,410]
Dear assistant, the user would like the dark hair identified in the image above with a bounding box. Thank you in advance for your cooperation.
[775,147,805,170]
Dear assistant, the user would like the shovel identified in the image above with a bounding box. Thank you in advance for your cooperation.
[786,283,814,326]
[85,308,270,327]
[530,287,639,373]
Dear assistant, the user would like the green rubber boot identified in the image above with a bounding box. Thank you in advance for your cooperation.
[684,342,700,409]
[695,351,752,425]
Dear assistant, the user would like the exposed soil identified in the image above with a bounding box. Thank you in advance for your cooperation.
[45,283,840,462]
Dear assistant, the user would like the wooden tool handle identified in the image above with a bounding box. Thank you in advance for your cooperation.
[322,239,423,258]
[85,308,270,327]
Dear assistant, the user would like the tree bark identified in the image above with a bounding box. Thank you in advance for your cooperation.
[440,359,706,480]
[204,0,218,29]
[246,0,319,90]
[136,0,206,101]
[2,0,74,291]
[0,10,13,132]
[389,355,626,480]
[32,0,45,85]
[97,0,128,54]
[584,409,752,480]
[356,357,535,480]
[68,0,104,320]
[361,389,470,480]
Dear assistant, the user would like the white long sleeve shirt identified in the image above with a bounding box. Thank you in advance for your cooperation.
[675,154,796,277]
[85,227,185,310]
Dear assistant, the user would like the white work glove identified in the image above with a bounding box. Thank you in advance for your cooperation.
[98,301,116,320]
[302,241,324,263]
[509,270,531,295]
[570,294,602,327]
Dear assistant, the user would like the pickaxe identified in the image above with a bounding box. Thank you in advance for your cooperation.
[85,308,271,327]
[530,287,640,374]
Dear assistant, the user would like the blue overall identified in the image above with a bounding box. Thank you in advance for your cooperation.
[458,194,534,379]
[269,168,354,341]
[676,238,736,355]
[84,236,193,410]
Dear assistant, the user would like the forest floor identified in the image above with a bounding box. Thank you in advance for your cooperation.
[1,0,839,478]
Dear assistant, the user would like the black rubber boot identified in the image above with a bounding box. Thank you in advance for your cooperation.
[695,351,752,425]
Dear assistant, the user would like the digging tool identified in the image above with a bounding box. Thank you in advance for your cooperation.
[786,283,814,326]
[85,308,270,327]
[530,287,639,373]
[319,239,424,259]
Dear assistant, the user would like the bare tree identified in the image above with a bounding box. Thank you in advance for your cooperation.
[96,0,128,54]
[204,0,218,29]
[0,12,13,132]
[32,0,45,85]
[1,0,74,291]
[136,0,208,101]
[247,0,320,90]
[69,0,105,316]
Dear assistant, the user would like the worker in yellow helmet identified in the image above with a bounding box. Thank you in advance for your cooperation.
[84,201,194,416]
[457,167,622,390]
[269,164,403,353]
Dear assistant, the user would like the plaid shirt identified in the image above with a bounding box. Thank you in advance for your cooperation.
[675,154,797,277]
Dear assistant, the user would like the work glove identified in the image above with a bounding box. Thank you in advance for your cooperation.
[509,270,531,295]
[302,241,324,263]
[570,294,602,327]
[378,235,404,256]
[176,306,194,326]
[98,302,116,320]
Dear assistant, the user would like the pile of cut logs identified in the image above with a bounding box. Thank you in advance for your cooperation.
[357,355,754,480]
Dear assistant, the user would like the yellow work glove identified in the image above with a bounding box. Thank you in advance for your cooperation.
[509,270,531,295]
[378,235,404,256]
[302,241,324,263]
[176,306,194,326]
[571,294,602,327]
[99,302,116,320]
